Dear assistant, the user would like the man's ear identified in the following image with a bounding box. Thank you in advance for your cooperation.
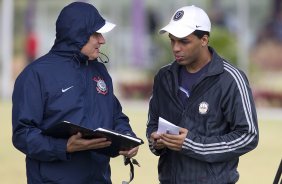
[201,35,209,47]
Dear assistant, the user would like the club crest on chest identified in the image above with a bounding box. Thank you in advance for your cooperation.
[199,101,209,114]
[93,76,108,95]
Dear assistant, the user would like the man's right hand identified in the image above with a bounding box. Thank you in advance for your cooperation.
[150,132,166,150]
[66,132,112,153]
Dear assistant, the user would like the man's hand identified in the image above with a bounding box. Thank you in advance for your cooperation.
[119,146,139,158]
[150,131,165,150]
[67,132,112,153]
[159,128,188,151]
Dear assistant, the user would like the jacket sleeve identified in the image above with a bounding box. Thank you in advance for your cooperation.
[181,72,259,163]
[146,74,166,156]
[112,96,136,137]
[12,68,69,162]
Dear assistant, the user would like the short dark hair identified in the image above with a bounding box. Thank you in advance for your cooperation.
[192,30,210,39]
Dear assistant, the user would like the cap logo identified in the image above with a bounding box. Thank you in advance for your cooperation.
[173,10,184,21]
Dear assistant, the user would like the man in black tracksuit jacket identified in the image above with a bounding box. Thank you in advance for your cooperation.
[146,5,259,184]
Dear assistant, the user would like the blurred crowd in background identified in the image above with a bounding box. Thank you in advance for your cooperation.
[1,0,282,107]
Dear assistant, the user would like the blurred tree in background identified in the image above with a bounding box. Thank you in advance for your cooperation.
[208,27,237,65]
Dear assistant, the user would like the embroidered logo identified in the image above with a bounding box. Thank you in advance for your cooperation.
[62,86,74,93]
[199,101,209,114]
[173,10,184,21]
[93,76,108,95]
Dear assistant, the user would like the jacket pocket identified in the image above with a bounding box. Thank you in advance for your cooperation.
[39,161,65,183]
[39,162,64,184]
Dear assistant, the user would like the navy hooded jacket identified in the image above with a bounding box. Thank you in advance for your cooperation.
[12,2,135,184]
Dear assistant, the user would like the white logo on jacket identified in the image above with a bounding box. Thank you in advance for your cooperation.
[199,101,209,114]
[62,86,74,93]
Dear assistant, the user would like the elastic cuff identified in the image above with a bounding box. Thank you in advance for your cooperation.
[53,138,71,161]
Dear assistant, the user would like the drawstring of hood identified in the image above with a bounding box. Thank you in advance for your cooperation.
[72,52,90,67]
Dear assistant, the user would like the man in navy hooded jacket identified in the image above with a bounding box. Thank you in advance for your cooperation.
[12,2,139,184]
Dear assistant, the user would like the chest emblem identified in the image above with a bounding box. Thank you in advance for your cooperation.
[93,76,108,95]
[199,101,209,114]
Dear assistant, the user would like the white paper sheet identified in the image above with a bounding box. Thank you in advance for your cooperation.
[157,117,180,135]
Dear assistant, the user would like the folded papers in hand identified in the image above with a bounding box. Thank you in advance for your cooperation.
[157,117,180,135]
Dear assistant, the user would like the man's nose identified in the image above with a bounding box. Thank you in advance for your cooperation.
[172,42,181,52]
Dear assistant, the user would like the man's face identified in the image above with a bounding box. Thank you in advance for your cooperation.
[169,33,206,66]
[81,33,105,60]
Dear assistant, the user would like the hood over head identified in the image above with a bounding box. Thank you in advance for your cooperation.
[51,2,115,59]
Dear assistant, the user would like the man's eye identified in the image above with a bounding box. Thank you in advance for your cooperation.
[180,40,189,44]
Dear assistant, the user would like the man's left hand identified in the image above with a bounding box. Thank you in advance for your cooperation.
[119,146,139,158]
[160,128,188,151]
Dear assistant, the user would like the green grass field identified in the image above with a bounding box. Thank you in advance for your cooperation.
[1,100,281,184]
